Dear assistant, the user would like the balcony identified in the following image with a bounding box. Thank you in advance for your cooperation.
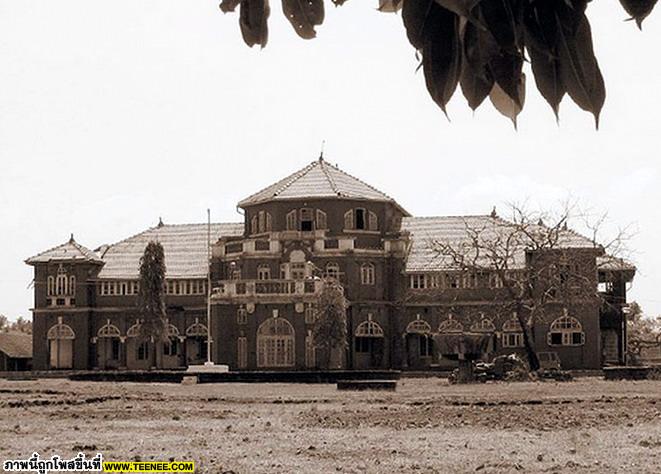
[212,279,323,301]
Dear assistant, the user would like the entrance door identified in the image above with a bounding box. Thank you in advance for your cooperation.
[49,339,73,369]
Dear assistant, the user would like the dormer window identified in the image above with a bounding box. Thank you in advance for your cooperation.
[344,208,378,231]
[300,208,314,232]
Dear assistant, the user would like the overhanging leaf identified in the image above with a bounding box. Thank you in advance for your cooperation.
[379,0,403,12]
[402,0,435,50]
[489,73,526,128]
[488,51,524,108]
[556,13,605,128]
[282,0,325,39]
[220,0,242,13]
[619,0,658,29]
[240,0,270,48]
[420,4,463,115]
[460,21,497,110]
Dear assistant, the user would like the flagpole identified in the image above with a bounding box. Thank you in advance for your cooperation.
[206,208,213,365]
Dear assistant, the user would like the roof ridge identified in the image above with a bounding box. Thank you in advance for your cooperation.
[404,214,492,220]
[272,161,318,197]
[319,159,340,195]
[26,238,102,264]
[326,161,397,202]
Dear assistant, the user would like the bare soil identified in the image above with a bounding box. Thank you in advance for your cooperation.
[1,377,660,473]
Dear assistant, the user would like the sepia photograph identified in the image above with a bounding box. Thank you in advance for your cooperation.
[1,1,660,473]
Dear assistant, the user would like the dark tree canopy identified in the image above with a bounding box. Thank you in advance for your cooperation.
[220,0,658,127]
[138,241,168,344]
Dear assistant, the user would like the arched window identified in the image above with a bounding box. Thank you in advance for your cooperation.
[355,317,384,337]
[325,262,340,280]
[360,263,375,285]
[55,265,68,296]
[257,318,295,367]
[257,264,271,280]
[186,319,208,337]
[47,276,55,296]
[502,314,524,348]
[470,316,496,333]
[344,210,354,230]
[304,304,316,325]
[97,321,121,338]
[47,320,75,340]
[438,315,464,333]
[126,320,142,338]
[548,314,585,346]
[406,316,432,334]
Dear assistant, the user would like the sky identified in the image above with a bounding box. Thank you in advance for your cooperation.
[0,1,659,320]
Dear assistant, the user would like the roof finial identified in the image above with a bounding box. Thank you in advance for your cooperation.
[319,140,325,161]
[490,206,497,218]
[69,233,75,243]
[157,217,164,228]
[562,221,568,231]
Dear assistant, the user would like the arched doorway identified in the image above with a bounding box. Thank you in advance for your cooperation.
[47,317,75,369]
[96,320,122,369]
[185,318,208,366]
[353,315,384,369]
[257,317,295,368]
[404,315,433,369]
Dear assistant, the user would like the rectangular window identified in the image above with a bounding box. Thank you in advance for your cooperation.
[419,335,433,357]
[137,342,149,360]
[254,240,270,251]
[238,337,248,369]
[355,208,366,230]
[237,308,248,325]
[111,339,121,360]
[291,263,306,280]
[163,339,178,356]
[324,239,339,249]
[502,333,524,348]
[355,337,372,353]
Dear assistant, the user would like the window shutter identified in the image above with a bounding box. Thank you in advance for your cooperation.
[286,210,297,231]
[344,210,354,230]
[368,211,378,231]
[251,215,258,234]
[316,210,327,230]
[258,211,265,233]
[265,212,272,231]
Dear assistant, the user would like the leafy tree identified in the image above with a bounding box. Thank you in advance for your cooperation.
[313,277,348,369]
[627,301,661,360]
[137,241,168,368]
[0,314,7,332]
[11,317,32,334]
[219,0,658,127]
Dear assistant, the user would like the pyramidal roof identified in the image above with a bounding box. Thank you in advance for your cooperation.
[25,235,104,265]
[238,157,409,215]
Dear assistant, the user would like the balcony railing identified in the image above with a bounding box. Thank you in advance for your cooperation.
[213,279,323,299]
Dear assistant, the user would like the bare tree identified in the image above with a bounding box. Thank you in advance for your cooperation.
[429,202,630,371]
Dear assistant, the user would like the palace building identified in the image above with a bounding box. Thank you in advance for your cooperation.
[26,158,634,371]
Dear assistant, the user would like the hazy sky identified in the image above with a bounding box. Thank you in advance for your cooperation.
[1,1,659,320]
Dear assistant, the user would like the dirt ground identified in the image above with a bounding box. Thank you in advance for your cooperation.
[0,377,660,474]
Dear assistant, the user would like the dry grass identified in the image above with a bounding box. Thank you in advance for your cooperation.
[1,377,660,473]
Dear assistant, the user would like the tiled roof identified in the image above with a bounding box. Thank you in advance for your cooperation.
[401,215,597,273]
[0,332,32,359]
[597,256,636,273]
[97,223,243,279]
[238,157,409,215]
[25,236,104,265]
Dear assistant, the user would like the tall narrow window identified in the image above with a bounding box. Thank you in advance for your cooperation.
[305,331,316,368]
[355,208,366,230]
[286,210,297,231]
[316,210,327,230]
[258,210,266,233]
[237,337,248,369]
[361,263,375,285]
[300,208,314,232]
[265,212,272,232]
[368,211,378,231]
[251,215,259,235]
